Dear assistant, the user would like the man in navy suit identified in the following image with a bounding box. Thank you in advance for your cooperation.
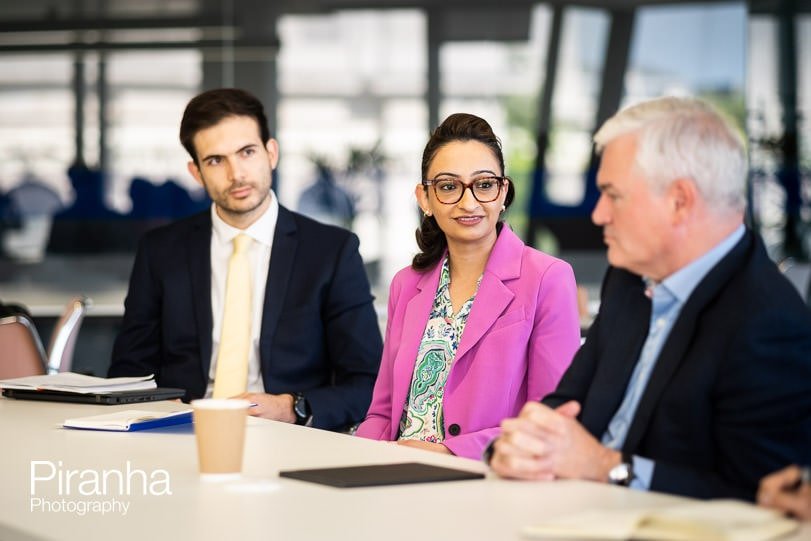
[490,96,811,500]
[109,88,382,431]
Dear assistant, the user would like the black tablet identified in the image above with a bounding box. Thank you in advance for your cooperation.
[279,462,485,488]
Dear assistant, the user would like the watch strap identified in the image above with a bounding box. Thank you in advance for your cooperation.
[291,392,311,426]
[619,453,636,486]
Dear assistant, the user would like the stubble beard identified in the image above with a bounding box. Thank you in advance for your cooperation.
[215,183,271,224]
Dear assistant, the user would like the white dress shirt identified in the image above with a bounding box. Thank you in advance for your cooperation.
[205,195,279,397]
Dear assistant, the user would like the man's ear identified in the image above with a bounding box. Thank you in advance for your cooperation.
[187,160,204,187]
[668,177,697,223]
[266,138,280,170]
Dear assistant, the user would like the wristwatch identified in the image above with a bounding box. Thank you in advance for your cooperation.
[608,453,635,486]
[291,392,312,426]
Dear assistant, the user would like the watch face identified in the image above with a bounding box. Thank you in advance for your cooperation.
[608,463,631,485]
[294,399,306,418]
[294,395,310,420]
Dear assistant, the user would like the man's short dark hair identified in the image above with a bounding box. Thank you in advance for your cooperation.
[179,88,271,164]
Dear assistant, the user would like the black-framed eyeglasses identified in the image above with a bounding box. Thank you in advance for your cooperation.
[422,176,508,205]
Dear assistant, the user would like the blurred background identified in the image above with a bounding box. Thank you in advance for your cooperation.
[0,0,807,374]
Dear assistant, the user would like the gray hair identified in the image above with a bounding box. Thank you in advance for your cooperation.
[593,96,747,213]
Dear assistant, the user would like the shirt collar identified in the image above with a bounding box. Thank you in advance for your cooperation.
[651,224,745,303]
[210,193,279,248]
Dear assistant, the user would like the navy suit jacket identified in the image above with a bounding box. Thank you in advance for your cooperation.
[109,205,383,430]
[544,230,811,500]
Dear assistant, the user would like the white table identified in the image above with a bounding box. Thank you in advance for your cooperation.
[0,397,806,541]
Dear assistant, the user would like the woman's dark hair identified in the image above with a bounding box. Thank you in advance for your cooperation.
[179,88,271,165]
[412,113,516,271]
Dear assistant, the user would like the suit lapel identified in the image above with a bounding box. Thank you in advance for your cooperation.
[258,206,297,364]
[622,232,753,453]
[579,276,650,436]
[187,213,213,381]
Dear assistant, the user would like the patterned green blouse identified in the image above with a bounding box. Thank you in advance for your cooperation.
[398,257,480,442]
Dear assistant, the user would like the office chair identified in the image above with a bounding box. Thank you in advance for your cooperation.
[0,315,48,378]
[46,296,90,374]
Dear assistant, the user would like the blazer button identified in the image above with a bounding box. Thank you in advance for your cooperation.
[448,423,460,436]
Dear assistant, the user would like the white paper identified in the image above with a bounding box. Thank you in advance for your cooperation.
[0,372,156,393]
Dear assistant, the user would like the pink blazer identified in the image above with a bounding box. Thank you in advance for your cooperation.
[356,226,581,459]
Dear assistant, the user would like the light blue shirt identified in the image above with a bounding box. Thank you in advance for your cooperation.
[601,225,745,490]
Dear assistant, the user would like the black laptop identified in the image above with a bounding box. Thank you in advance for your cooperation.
[1,387,185,405]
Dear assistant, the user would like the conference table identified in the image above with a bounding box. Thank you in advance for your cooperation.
[0,398,806,541]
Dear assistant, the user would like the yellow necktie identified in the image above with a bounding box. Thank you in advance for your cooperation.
[213,233,252,398]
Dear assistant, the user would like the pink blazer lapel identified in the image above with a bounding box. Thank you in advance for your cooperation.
[454,275,514,362]
[389,263,443,433]
[454,226,524,362]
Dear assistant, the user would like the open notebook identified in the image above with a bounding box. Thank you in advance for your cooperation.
[63,409,193,432]
[522,500,798,541]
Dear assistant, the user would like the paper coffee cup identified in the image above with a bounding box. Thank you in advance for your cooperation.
[191,399,250,477]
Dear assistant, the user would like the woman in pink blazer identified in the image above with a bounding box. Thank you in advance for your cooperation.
[356,113,581,459]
